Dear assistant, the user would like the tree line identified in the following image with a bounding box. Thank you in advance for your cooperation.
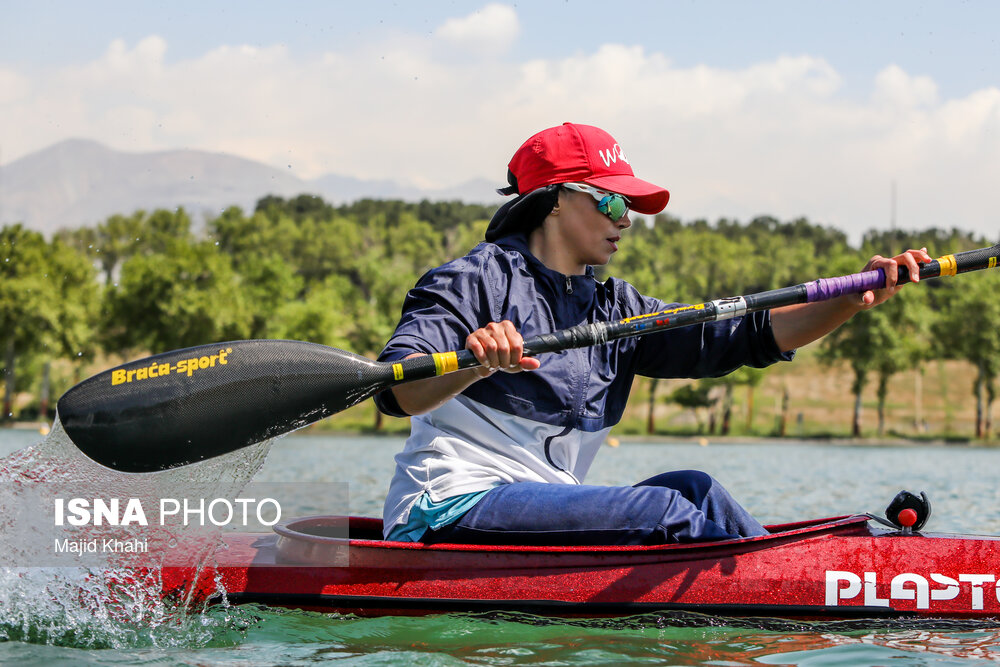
[613,218,996,438]
[1,194,996,438]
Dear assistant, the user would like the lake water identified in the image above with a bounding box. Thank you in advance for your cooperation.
[2,426,1000,666]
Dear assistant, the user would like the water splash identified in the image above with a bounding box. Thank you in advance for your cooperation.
[0,415,272,648]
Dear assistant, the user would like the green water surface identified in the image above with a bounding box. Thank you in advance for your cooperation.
[2,429,999,666]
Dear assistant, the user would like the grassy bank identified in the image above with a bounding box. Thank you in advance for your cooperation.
[616,344,986,443]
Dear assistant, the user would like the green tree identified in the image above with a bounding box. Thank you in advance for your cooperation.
[733,366,767,433]
[350,212,445,358]
[699,369,766,436]
[668,382,715,433]
[239,255,303,338]
[870,289,931,436]
[208,207,303,337]
[58,209,194,287]
[863,228,984,258]
[444,217,490,259]
[820,306,878,438]
[57,211,145,285]
[820,286,927,438]
[1,225,54,418]
[415,199,496,234]
[44,235,101,380]
[932,272,1000,438]
[210,206,299,267]
[266,275,355,350]
[0,226,97,419]
[104,237,249,353]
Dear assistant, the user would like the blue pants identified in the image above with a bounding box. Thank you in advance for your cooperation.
[422,471,767,546]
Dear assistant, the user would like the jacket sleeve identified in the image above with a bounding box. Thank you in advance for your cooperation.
[627,286,794,379]
[373,255,499,417]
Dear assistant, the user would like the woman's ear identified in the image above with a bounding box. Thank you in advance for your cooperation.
[549,190,566,216]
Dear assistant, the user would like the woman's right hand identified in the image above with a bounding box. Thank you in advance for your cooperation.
[466,320,541,378]
[391,321,541,415]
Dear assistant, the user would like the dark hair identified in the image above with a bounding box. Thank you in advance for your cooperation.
[496,169,519,197]
[484,184,560,242]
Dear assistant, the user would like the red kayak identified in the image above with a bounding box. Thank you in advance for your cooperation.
[161,512,1000,620]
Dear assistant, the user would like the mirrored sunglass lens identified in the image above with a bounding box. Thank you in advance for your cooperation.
[597,195,628,221]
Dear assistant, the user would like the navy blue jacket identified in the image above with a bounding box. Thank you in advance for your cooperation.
[375,234,791,432]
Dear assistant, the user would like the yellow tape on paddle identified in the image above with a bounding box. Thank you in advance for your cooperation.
[938,254,958,277]
[432,351,459,375]
[392,363,404,381]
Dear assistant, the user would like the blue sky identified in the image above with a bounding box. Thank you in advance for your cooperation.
[6,1,998,97]
[2,1,999,242]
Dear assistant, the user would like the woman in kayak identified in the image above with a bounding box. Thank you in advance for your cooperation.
[375,122,928,545]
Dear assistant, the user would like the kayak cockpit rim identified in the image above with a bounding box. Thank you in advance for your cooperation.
[273,513,877,557]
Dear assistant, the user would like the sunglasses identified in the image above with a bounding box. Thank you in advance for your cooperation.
[562,183,631,222]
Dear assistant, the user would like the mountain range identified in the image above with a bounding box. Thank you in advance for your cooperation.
[0,139,502,235]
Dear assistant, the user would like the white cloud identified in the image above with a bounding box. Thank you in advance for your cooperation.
[436,3,519,56]
[2,6,999,243]
[873,64,939,109]
[104,35,167,73]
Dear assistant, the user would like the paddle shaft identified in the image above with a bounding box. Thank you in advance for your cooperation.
[58,242,999,472]
[389,243,1000,384]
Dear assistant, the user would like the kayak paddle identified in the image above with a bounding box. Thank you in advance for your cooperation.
[58,242,1000,472]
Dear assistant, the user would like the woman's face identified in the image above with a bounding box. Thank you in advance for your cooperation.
[555,188,632,269]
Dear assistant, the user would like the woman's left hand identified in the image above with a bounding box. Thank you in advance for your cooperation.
[854,247,932,310]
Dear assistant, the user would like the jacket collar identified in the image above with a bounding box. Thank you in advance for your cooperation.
[494,233,601,297]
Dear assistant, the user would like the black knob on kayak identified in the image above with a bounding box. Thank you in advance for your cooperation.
[885,490,931,531]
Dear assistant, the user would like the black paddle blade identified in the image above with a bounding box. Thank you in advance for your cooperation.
[57,340,395,473]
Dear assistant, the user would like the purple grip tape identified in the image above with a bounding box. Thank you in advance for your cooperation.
[805,268,886,302]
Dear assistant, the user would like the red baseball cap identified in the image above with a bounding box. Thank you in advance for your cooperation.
[507,123,670,214]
